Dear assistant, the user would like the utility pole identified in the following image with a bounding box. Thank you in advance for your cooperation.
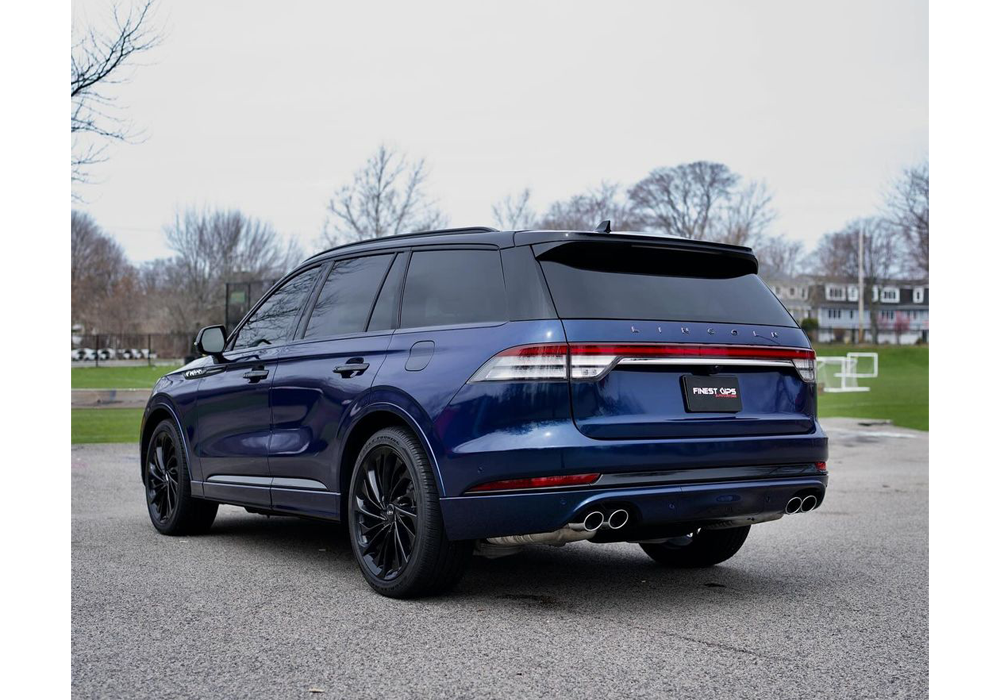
[857,226,865,344]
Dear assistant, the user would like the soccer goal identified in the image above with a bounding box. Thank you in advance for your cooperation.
[846,352,879,379]
[815,352,879,393]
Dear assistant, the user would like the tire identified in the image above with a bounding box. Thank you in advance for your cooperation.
[144,418,218,536]
[639,526,751,568]
[347,427,472,598]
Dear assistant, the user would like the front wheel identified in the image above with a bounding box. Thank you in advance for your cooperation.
[348,427,471,598]
[639,526,751,568]
[144,419,218,536]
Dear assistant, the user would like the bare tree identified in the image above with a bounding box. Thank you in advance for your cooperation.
[537,182,639,231]
[321,144,447,246]
[809,217,902,342]
[755,234,804,280]
[491,188,536,229]
[628,162,739,240]
[720,180,777,246]
[884,161,929,277]
[71,210,136,331]
[96,268,144,335]
[159,208,301,331]
[71,0,160,188]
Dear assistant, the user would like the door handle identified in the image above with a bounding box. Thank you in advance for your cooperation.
[334,361,369,378]
[242,368,270,382]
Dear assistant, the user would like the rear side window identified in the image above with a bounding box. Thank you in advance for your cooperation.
[537,242,795,327]
[304,255,392,339]
[400,249,506,329]
[232,266,322,350]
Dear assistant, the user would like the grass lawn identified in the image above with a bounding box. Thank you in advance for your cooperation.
[72,408,144,444]
[71,364,181,389]
[814,344,928,431]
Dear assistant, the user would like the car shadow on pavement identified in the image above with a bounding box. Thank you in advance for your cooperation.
[200,508,814,609]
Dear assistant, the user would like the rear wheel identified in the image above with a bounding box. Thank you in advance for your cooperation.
[639,526,751,568]
[144,419,218,536]
[348,427,471,598]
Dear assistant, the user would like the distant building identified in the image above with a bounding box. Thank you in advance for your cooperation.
[765,276,929,345]
[768,276,815,324]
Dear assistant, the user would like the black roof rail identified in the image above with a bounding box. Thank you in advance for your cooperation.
[306,226,500,261]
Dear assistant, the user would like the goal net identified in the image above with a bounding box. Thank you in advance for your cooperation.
[815,354,877,393]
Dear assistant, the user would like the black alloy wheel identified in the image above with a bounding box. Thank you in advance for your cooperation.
[146,429,181,526]
[352,445,419,581]
[143,419,218,536]
[347,427,471,598]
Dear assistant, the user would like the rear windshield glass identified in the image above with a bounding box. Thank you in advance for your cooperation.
[536,242,795,327]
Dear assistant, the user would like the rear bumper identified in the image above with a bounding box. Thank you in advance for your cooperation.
[439,474,828,541]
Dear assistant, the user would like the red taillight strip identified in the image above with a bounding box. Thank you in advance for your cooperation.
[569,343,815,360]
[495,343,813,360]
[496,344,569,357]
[466,472,601,493]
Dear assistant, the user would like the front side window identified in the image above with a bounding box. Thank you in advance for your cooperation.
[304,255,392,339]
[400,249,506,329]
[231,267,321,350]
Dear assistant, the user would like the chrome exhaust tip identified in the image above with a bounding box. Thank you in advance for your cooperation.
[582,510,605,532]
[785,497,803,515]
[607,508,629,530]
[800,495,818,513]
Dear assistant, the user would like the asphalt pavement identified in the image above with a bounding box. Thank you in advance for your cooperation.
[71,417,928,699]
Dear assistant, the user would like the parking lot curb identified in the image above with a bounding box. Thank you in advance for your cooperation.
[72,388,151,408]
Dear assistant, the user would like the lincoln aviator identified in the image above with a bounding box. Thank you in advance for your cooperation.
[139,226,828,598]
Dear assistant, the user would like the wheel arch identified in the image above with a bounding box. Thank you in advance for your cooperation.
[139,400,192,484]
[337,403,443,518]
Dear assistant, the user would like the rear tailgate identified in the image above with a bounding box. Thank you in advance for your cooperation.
[534,238,817,440]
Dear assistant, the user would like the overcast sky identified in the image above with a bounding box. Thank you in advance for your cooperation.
[73,0,928,263]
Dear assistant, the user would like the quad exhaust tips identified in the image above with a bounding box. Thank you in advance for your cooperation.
[785,494,819,514]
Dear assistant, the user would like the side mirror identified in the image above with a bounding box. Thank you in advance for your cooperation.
[194,325,227,358]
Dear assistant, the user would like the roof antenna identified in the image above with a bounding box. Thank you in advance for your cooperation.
[595,220,612,233]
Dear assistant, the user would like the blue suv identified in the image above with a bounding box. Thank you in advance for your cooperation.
[140,226,828,597]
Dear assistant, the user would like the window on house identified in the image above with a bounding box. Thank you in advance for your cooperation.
[881,287,900,303]
[913,287,925,303]
[848,286,859,302]
[826,286,846,301]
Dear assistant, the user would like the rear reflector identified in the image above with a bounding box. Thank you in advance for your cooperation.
[816,461,827,471]
[469,343,817,383]
[466,472,601,493]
